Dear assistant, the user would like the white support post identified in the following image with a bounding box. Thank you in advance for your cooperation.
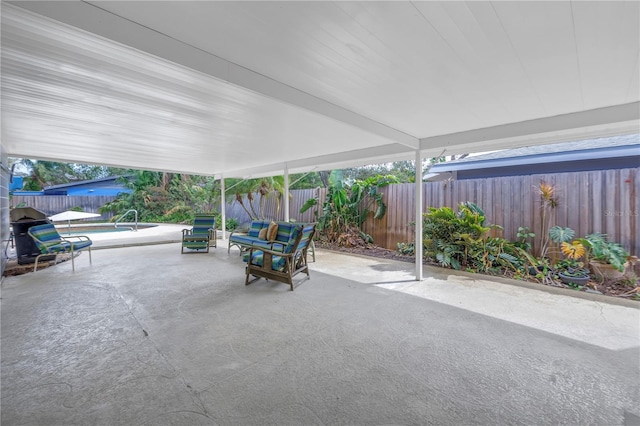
[415,150,423,281]
[283,165,290,222]
[220,175,226,241]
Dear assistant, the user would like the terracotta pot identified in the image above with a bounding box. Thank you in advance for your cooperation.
[589,260,623,281]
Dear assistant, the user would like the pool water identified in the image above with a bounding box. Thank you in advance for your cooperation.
[60,224,158,234]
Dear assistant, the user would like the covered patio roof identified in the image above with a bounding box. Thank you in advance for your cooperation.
[2,1,639,178]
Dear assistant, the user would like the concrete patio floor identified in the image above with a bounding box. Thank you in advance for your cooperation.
[1,235,639,425]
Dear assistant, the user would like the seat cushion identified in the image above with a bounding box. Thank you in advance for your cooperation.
[229,234,261,246]
[245,250,287,272]
[182,240,208,249]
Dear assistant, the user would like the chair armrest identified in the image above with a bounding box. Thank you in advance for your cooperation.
[248,246,293,259]
[182,228,192,236]
[61,235,92,242]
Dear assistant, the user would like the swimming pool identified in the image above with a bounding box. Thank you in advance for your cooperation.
[59,224,158,234]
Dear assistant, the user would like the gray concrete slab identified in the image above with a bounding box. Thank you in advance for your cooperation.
[1,243,639,425]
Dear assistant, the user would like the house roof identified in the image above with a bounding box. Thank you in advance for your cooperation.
[2,2,639,178]
[43,176,127,192]
[428,133,640,174]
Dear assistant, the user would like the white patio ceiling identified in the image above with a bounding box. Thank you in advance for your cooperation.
[2,1,639,179]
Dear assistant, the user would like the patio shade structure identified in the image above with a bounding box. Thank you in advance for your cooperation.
[2,2,639,278]
[49,211,101,235]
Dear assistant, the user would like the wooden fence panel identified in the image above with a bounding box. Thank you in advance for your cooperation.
[11,195,117,220]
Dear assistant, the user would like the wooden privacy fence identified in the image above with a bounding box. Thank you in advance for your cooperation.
[223,188,325,226]
[11,195,117,220]
[365,167,638,257]
[237,167,638,256]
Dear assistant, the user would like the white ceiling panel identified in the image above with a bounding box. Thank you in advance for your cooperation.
[2,1,638,178]
[572,1,640,108]
[1,4,402,176]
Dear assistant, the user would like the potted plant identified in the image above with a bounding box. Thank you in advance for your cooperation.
[581,233,629,280]
[555,241,590,286]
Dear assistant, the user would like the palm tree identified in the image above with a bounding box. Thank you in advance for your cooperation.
[226,176,288,220]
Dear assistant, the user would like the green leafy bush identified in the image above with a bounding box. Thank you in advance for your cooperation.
[300,172,397,244]
[225,217,239,232]
[581,233,629,271]
[421,202,522,273]
[397,241,415,255]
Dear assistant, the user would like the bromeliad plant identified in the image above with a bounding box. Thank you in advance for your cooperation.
[556,240,590,278]
[536,181,559,259]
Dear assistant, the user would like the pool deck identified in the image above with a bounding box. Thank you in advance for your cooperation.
[69,222,187,249]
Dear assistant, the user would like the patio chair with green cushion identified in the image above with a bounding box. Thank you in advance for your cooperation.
[27,223,93,272]
[244,223,316,291]
[181,214,217,253]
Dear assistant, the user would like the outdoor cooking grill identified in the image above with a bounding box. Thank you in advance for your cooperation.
[10,207,54,265]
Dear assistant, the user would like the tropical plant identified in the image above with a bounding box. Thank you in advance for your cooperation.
[420,202,522,273]
[226,177,286,220]
[396,241,415,255]
[560,240,585,260]
[224,217,239,232]
[535,181,559,259]
[14,158,124,190]
[100,171,221,223]
[515,226,535,252]
[548,226,575,245]
[580,233,629,272]
[300,172,396,244]
[555,239,589,272]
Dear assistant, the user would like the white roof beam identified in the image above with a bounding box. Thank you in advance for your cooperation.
[220,143,415,179]
[419,102,639,155]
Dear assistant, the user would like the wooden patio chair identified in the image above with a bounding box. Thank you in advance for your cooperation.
[245,223,316,291]
[181,214,217,253]
[27,223,92,272]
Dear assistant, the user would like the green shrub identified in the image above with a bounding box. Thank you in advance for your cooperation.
[225,217,239,231]
[397,241,415,255]
[422,202,522,273]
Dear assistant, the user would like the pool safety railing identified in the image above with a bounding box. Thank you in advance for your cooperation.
[114,209,138,231]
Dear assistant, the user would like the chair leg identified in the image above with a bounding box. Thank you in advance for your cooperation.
[33,253,59,272]
[88,247,92,265]
[33,254,41,272]
[70,249,75,272]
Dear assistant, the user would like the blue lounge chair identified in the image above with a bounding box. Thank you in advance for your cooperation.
[28,223,92,272]
[181,214,217,253]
